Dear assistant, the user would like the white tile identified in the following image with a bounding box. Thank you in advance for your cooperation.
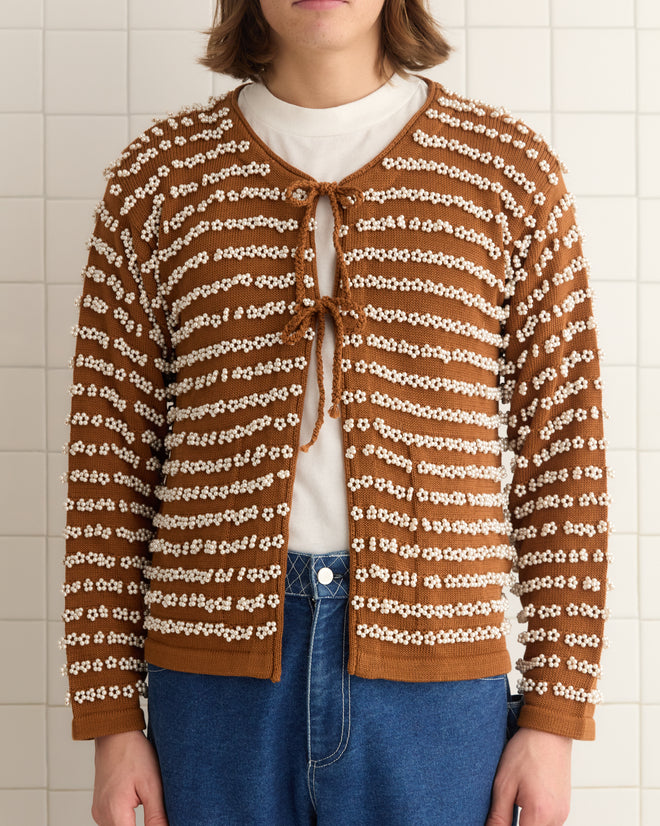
[48,450,67,538]
[129,112,166,137]
[591,281,636,365]
[0,284,45,366]
[505,618,524,686]
[211,72,244,99]
[128,29,213,114]
[605,532,637,620]
[642,706,660,787]
[640,453,660,535]
[640,116,660,197]
[48,620,67,707]
[576,197,636,281]
[513,111,553,140]
[587,281,610,361]
[639,32,660,113]
[641,622,660,703]
[0,114,43,196]
[572,704,638,787]
[0,199,44,282]
[47,367,71,452]
[640,369,660,450]
[46,200,97,283]
[467,28,550,112]
[128,0,212,29]
[553,29,635,112]
[640,283,660,366]
[45,0,127,29]
[0,621,46,703]
[642,790,660,826]
[566,788,638,826]
[0,706,46,787]
[601,365,635,451]
[599,619,639,703]
[638,0,660,28]
[0,537,46,620]
[0,452,46,535]
[606,449,636,536]
[48,791,96,826]
[45,31,127,115]
[47,538,65,623]
[0,30,42,112]
[423,28,466,97]
[428,0,465,27]
[640,200,660,283]
[553,114,636,196]
[467,0,549,25]
[0,0,42,27]
[47,705,95,789]
[47,284,79,368]
[551,0,634,27]
[0,791,47,826]
[640,536,660,620]
[45,115,127,198]
[0,368,45,450]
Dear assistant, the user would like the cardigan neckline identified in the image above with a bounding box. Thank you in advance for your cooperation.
[228,74,439,189]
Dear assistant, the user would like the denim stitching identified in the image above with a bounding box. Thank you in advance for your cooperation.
[307,600,347,767]
[313,598,352,769]
[293,550,351,804]
[306,593,321,811]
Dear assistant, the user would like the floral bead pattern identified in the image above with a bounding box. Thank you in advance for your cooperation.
[60,79,611,742]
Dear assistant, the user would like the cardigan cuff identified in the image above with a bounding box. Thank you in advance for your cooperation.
[71,704,147,742]
[517,703,595,741]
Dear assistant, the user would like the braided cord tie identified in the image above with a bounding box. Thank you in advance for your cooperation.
[282,180,366,452]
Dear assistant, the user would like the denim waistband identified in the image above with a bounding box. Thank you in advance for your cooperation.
[284,550,350,599]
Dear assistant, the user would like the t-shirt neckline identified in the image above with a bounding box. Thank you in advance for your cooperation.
[238,72,428,138]
[228,74,439,188]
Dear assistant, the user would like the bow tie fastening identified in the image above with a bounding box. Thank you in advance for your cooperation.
[281,180,367,453]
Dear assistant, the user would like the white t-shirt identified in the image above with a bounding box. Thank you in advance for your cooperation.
[237,73,430,553]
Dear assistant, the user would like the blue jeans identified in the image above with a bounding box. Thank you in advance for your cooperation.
[146,550,523,826]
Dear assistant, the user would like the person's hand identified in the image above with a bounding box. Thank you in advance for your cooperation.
[486,727,572,826]
[91,730,168,826]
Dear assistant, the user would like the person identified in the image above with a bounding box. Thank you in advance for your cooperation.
[60,1,611,825]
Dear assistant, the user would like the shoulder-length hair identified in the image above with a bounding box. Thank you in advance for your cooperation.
[197,0,452,82]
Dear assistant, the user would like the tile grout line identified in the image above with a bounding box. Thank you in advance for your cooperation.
[41,0,49,803]
[549,0,555,145]
[633,2,643,818]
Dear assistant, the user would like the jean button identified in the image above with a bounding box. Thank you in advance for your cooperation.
[317,566,334,585]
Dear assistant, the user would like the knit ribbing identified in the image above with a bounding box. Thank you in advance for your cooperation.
[60,78,612,742]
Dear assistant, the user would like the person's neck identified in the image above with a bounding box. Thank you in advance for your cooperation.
[263,48,394,109]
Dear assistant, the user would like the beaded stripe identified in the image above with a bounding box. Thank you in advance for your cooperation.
[59,79,611,743]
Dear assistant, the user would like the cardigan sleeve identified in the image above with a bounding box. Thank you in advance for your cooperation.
[499,148,613,740]
[59,172,170,740]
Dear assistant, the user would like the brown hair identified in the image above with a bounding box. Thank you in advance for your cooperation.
[197,0,452,82]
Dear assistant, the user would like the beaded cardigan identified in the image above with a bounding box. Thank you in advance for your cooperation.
[60,77,612,742]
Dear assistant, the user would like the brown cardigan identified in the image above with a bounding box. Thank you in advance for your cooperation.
[61,77,611,741]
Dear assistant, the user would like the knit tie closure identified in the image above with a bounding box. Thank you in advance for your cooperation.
[282,180,367,453]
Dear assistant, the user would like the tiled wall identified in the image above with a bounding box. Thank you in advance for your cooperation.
[0,1,655,823]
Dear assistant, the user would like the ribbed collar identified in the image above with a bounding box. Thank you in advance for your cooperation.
[237,72,428,138]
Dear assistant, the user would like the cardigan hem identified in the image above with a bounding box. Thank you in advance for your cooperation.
[351,645,512,684]
[144,636,280,682]
[145,634,513,685]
